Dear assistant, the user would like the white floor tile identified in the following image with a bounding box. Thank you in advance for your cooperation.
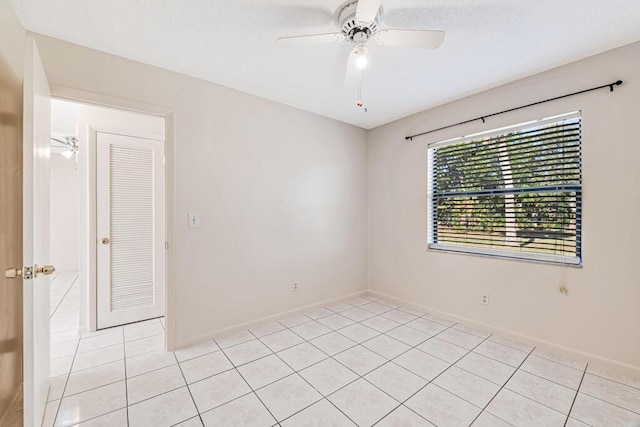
[486,388,566,426]
[380,309,418,324]
[341,307,376,322]
[77,330,123,354]
[223,339,272,366]
[259,329,304,353]
[377,405,435,426]
[125,333,164,358]
[385,325,431,347]
[281,399,356,426]
[189,369,251,413]
[279,314,312,328]
[362,334,410,360]
[128,386,198,427]
[519,354,584,389]
[337,323,379,343]
[365,362,427,401]
[360,302,394,316]
[433,366,500,408]
[201,393,276,427]
[333,345,387,376]
[51,356,75,377]
[249,321,285,338]
[310,332,357,356]
[48,375,67,402]
[394,349,449,381]
[74,408,127,426]
[42,399,59,427]
[303,307,335,320]
[406,318,447,336]
[174,339,220,362]
[277,342,328,371]
[532,347,587,371]
[55,381,126,426]
[579,373,640,413]
[256,374,322,421]
[325,301,354,313]
[505,369,576,414]
[65,360,125,397]
[570,392,640,426]
[361,315,401,333]
[406,383,481,427]
[126,350,177,378]
[316,314,355,330]
[215,330,255,349]
[127,364,186,404]
[437,328,485,350]
[418,338,468,363]
[471,411,512,427]
[124,321,164,342]
[587,364,640,390]
[299,358,358,396]
[290,321,332,341]
[455,352,516,386]
[237,354,294,390]
[179,351,233,384]
[474,341,529,367]
[174,416,204,427]
[72,344,124,373]
[329,379,399,426]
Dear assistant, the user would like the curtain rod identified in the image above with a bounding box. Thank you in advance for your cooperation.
[405,80,623,141]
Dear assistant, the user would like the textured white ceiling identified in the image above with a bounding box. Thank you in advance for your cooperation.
[10,0,640,129]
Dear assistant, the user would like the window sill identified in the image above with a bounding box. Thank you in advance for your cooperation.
[427,243,582,267]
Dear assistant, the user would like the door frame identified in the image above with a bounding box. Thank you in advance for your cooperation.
[50,86,177,351]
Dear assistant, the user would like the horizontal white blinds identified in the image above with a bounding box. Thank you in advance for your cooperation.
[110,145,155,311]
[428,113,582,263]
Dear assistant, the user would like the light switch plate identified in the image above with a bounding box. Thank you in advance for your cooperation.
[188,213,200,229]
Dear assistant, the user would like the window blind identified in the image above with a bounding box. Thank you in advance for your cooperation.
[428,112,582,264]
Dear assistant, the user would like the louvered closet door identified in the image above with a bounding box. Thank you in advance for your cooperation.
[96,132,165,329]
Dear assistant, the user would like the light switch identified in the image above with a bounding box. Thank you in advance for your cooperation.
[188,213,200,229]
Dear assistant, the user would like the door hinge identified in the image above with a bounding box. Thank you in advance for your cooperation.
[165,242,169,250]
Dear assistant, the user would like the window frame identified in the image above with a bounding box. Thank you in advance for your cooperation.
[426,111,582,266]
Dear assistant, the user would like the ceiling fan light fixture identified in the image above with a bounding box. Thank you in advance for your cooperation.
[356,55,368,69]
[353,43,368,69]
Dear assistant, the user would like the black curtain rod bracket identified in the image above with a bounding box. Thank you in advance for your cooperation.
[405,80,623,141]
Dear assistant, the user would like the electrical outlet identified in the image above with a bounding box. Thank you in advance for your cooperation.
[481,293,490,305]
[292,282,299,292]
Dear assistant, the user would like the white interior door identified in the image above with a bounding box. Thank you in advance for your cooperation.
[96,132,165,329]
[23,37,52,427]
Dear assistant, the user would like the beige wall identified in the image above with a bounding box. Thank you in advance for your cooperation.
[50,153,78,272]
[31,34,369,347]
[368,41,640,369]
[0,0,24,423]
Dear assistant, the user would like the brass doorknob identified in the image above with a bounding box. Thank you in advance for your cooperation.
[102,237,110,244]
[35,264,55,277]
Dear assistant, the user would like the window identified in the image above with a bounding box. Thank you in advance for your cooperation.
[427,112,582,265]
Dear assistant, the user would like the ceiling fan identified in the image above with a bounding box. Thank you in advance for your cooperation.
[276,0,445,87]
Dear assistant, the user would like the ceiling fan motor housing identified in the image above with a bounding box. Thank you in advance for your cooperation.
[338,0,380,42]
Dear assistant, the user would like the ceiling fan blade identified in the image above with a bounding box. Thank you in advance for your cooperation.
[355,0,381,23]
[344,52,361,88]
[277,33,343,47]
[375,29,445,49]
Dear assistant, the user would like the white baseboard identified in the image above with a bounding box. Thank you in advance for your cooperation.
[367,290,640,376]
[172,289,368,351]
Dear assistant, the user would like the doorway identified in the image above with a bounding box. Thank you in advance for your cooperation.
[49,99,167,333]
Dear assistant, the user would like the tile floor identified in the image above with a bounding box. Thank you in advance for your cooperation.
[44,274,640,426]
